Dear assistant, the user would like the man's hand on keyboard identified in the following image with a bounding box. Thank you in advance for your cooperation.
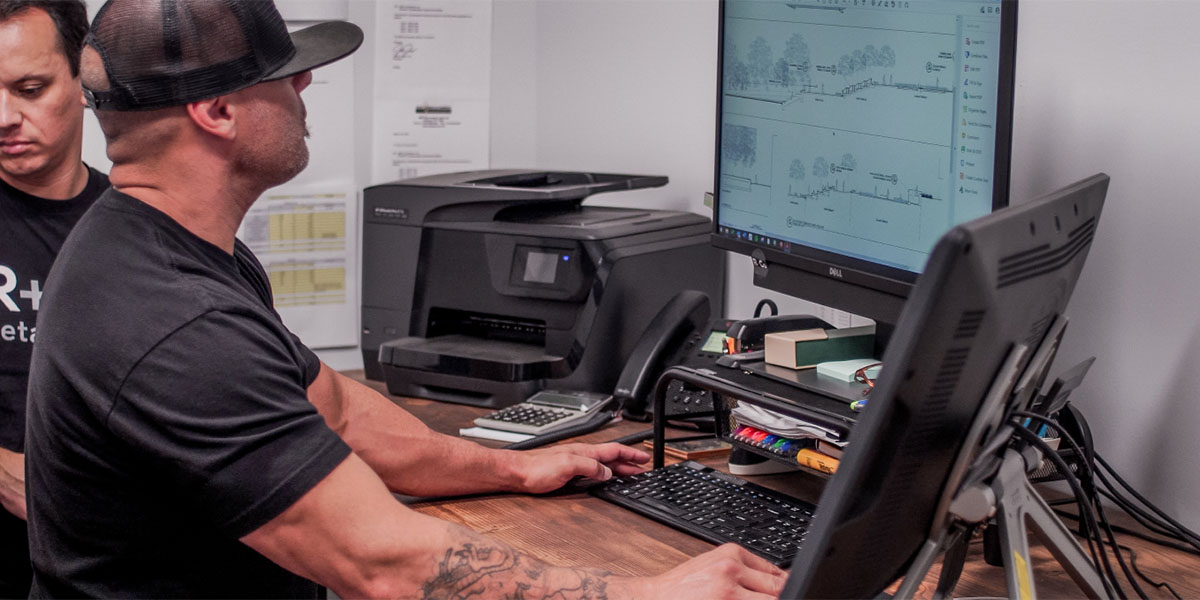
[617,543,788,599]
[510,442,650,494]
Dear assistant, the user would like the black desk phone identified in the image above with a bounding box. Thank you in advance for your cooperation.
[614,290,831,422]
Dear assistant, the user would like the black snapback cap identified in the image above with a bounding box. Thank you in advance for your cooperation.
[83,0,363,111]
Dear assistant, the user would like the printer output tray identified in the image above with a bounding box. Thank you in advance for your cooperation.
[379,334,567,383]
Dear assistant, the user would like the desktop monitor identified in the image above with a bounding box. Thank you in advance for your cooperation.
[712,0,1018,331]
[782,173,1110,597]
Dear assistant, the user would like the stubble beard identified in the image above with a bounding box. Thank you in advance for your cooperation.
[280,122,311,183]
[239,111,311,190]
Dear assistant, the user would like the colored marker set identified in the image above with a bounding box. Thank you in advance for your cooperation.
[730,425,803,459]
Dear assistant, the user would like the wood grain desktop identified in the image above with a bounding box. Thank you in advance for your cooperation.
[346,370,1200,598]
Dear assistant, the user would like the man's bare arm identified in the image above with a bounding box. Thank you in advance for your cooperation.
[306,363,648,497]
[241,453,787,599]
[0,447,25,520]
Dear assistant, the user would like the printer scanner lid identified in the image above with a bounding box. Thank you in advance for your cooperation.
[381,169,666,198]
[364,169,701,237]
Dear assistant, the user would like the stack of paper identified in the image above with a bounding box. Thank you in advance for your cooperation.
[731,403,841,444]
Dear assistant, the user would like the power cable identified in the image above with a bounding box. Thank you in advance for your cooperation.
[1013,411,1145,598]
[1009,425,1121,598]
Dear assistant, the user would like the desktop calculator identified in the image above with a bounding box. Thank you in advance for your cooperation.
[474,390,613,435]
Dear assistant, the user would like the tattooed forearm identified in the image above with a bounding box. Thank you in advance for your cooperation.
[421,540,611,600]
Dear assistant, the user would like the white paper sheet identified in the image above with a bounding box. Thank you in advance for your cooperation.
[241,187,359,349]
[373,1,493,97]
[371,98,491,183]
[370,0,492,184]
[459,427,535,443]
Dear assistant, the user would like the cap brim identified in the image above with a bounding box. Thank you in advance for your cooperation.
[265,20,364,82]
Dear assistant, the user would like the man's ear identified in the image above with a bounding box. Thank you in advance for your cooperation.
[185,95,236,140]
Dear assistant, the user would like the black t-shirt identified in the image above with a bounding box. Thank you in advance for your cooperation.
[0,167,108,453]
[25,189,351,598]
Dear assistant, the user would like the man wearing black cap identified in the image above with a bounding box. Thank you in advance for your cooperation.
[0,1,108,597]
[24,0,786,598]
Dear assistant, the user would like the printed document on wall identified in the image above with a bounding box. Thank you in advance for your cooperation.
[371,0,491,184]
[240,187,359,349]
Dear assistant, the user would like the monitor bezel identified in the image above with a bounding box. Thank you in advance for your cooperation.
[710,0,1020,314]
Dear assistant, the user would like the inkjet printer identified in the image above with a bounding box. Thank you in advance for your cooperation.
[361,169,724,408]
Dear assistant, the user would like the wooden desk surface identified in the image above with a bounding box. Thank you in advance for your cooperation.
[349,370,1200,598]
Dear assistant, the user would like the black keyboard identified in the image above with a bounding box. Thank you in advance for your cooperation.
[590,460,815,566]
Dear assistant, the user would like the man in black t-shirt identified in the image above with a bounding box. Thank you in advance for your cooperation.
[0,1,106,597]
[26,1,786,598]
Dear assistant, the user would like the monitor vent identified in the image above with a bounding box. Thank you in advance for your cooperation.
[866,344,970,555]
[894,346,970,470]
[997,218,1097,288]
[953,310,986,339]
[928,346,969,410]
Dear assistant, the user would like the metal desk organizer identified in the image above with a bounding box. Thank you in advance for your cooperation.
[649,364,859,471]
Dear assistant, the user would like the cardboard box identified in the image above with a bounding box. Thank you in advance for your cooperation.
[764,325,875,370]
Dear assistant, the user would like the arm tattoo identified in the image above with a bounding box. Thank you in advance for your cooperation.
[421,541,610,600]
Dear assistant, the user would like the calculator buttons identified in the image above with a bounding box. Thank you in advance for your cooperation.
[474,402,590,435]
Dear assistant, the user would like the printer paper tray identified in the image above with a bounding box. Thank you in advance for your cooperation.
[378,335,567,382]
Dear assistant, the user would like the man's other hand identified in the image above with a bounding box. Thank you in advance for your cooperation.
[0,447,26,520]
[512,442,649,494]
[616,543,788,600]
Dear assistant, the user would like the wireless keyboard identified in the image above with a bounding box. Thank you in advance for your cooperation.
[589,460,815,566]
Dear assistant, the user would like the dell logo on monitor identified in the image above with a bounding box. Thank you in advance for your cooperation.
[829,267,844,279]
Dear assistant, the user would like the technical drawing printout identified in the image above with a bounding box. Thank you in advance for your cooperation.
[717,0,1005,273]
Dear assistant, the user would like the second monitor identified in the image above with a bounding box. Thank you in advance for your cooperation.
[712,0,1018,331]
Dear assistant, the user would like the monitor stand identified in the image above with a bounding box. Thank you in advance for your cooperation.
[894,444,1109,599]
[731,316,892,404]
[740,359,872,404]
[889,316,1108,599]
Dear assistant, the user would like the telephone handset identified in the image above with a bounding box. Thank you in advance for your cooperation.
[613,290,711,421]
[612,289,836,422]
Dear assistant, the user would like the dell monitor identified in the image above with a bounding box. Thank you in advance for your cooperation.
[712,0,1018,334]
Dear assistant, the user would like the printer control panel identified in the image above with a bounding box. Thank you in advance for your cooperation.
[510,245,579,290]
[487,236,590,301]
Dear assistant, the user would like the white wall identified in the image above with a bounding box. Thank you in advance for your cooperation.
[1007,0,1200,529]
[492,0,1200,528]
[497,0,719,215]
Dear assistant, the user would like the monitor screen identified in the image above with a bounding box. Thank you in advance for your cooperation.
[712,0,1017,325]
